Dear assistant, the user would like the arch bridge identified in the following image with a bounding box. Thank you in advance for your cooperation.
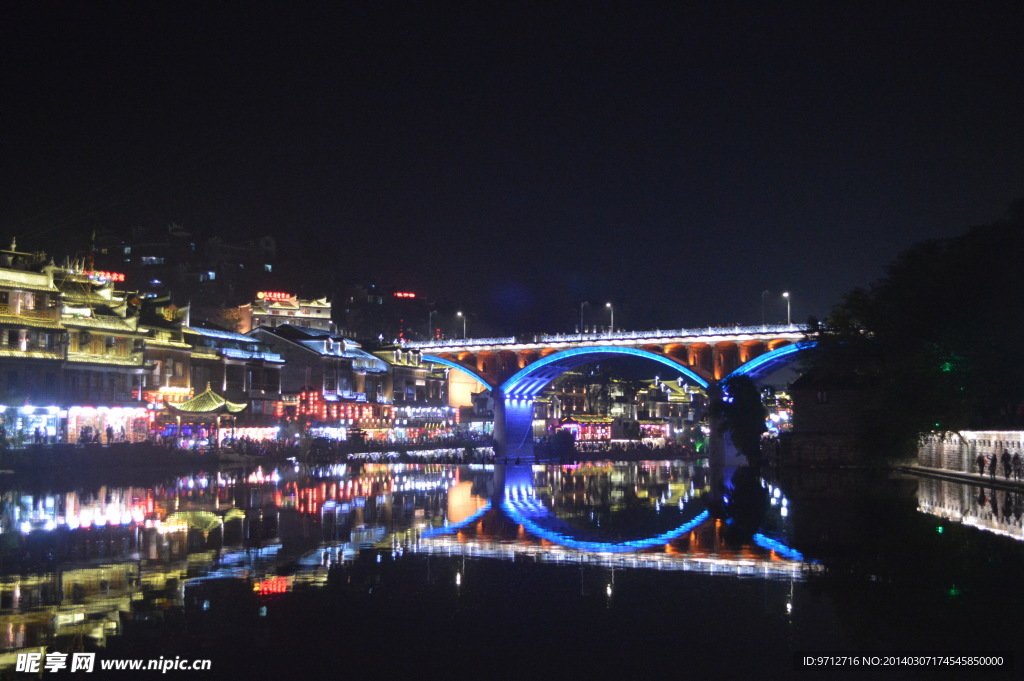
[406,324,813,458]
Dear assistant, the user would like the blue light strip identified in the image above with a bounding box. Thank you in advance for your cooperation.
[725,341,817,380]
[751,533,808,562]
[419,502,493,538]
[421,355,494,390]
[501,346,709,398]
[501,500,710,553]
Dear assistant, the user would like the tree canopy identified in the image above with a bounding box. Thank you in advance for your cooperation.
[712,374,767,464]
[807,202,1024,454]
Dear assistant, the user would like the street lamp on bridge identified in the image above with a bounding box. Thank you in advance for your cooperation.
[457,311,466,338]
[606,302,614,335]
[580,301,589,335]
[782,291,791,325]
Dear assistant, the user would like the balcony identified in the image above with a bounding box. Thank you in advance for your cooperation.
[0,304,61,325]
[67,350,145,367]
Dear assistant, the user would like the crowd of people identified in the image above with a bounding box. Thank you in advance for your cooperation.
[976,449,1024,481]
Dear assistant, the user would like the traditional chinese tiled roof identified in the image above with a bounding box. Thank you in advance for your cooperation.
[184,326,259,343]
[166,384,247,415]
[63,315,141,334]
[0,269,58,294]
[0,314,64,330]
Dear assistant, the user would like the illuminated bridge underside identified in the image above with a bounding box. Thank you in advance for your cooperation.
[420,354,495,390]
[502,346,709,398]
[723,341,816,382]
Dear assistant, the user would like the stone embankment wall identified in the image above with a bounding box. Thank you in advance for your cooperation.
[918,431,1024,473]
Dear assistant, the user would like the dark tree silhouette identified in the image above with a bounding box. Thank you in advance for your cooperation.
[712,374,767,465]
[807,202,1024,456]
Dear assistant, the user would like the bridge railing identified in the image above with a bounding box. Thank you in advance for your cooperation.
[407,336,518,349]
[537,324,803,343]
[406,324,804,349]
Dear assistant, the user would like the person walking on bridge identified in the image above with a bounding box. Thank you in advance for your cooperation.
[978,452,987,476]
[1002,449,1012,479]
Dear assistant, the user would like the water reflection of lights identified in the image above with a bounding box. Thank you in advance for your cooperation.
[419,503,491,538]
[916,477,1024,542]
[502,496,711,554]
[412,536,813,579]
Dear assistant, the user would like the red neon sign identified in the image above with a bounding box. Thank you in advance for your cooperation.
[257,291,294,302]
[393,292,416,298]
[85,270,126,282]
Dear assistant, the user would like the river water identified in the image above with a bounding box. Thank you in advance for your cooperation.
[0,459,1020,680]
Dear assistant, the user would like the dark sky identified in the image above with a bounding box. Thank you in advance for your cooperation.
[2,1,1022,335]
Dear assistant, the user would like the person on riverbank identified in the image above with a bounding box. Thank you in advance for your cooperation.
[977,452,987,476]
[1002,449,1012,479]
[1013,452,1022,481]
[989,454,998,478]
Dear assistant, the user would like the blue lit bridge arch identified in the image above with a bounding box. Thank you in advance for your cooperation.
[501,345,709,398]
[416,326,817,459]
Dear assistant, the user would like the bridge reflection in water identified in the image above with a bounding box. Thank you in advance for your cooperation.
[413,463,812,580]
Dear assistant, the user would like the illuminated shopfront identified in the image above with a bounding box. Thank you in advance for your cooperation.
[66,405,152,444]
[559,416,612,442]
[229,426,281,442]
[390,405,458,442]
[638,420,671,443]
[297,390,395,441]
[0,406,61,445]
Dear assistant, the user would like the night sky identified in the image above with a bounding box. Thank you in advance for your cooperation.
[2,2,1022,335]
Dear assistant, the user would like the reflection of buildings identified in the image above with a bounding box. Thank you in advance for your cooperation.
[917,476,1024,541]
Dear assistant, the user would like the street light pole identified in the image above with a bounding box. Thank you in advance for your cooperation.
[605,302,614,335]
[457,311,466,338]
[782,291,791,325]
[428,310,435,339]
[580,301,589,335]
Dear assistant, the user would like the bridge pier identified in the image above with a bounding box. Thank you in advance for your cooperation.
[706,382,744,499]
[492,391,535,462]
